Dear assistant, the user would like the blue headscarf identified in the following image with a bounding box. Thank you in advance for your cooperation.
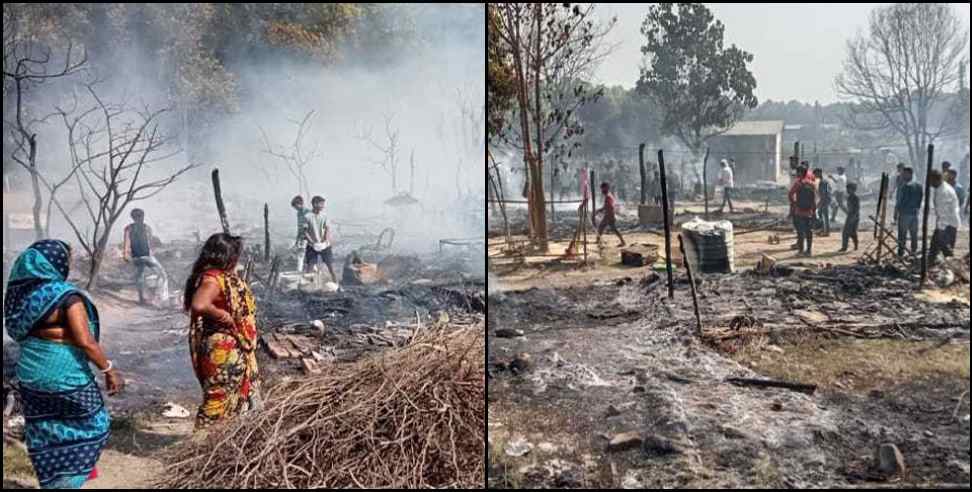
[3,240,99,342]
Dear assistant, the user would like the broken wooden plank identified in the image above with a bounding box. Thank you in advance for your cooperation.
[725,377,818,395]
[301,358,322,375]
[264,335,293,359]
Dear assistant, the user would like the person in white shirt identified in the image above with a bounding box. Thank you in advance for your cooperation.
[830,167,848,222]
[928,170,961,263]
[717,159,735,214]
[303,196,338,283]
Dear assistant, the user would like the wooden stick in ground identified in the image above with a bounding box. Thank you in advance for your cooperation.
[725,377,818,395]
[874,173,887,240]
[702,147,710,220]
[876,173,888,265]
[590,169,597,233]
[212,169,231,234]
[264,203,271,263]
[679,235,703,336]
[639,143,647,205]
[658,150,674,299]
[920,144,934,287]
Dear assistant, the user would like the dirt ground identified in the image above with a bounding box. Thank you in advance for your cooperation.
[487,198,971,489]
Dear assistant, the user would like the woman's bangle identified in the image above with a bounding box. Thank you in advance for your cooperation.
[99,360,114,374]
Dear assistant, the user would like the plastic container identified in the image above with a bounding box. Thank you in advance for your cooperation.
[680,217,735,274]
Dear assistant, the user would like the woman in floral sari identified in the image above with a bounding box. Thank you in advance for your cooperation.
[3,240,124,489]
[183,233,260,430]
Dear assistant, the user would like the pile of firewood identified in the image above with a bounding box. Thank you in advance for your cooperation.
[159,324,485,489]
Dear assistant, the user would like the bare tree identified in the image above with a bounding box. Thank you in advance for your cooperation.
[259,110,317,200]
[356,110,402,195]
[836,3,968,172]
[51,81,192,290]
[491,3,615,250]
[3,8,87,240]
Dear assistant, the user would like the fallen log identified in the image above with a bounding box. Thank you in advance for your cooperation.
[725,377,817,395]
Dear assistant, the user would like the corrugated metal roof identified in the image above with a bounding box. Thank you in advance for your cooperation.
[721,120,785,136]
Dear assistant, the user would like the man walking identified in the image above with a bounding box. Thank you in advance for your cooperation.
[894,167,923,257]
[123,208,169,306]
[928,170,961,264]
[595,182,626,247]
[717,159,735,214]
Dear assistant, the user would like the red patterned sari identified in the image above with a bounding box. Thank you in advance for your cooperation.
[189,269,260,430]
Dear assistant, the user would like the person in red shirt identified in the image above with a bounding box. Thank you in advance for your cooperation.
[595,182,626,247]
[788,166,818,257]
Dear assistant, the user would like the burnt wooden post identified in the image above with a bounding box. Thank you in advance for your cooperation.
[920,144,934,287]
[590,169,597,230]
[212,169,231,234]
[874,173,887,240]
[877,173,891,265]
[659,150,674,299]
[264,203,271,262]
[679,235,703,335]
[702,147,711,220]
[639,143,647,205]
[875,173,888,262]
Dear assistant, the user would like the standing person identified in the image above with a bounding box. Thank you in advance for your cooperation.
[831,167,848,222]
[814,169,832,236]
[595,182,626,247]
[945,170,966,217]
[303,196,338,284]
[788,166,818,257]
[650,170,662,206]
[717,159,735,214]
[894,167,923,257]
[928,170,961,264]
[122,208,169,306]
[290,196,310,273]
[891,163,906,224]
[184,233,261,431]
[4,240,124,488]
[838,183,861,253]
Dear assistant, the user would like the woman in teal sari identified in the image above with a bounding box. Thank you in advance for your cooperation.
[3,240,124,489]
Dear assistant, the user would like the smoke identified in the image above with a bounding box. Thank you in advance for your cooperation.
[14,4,486,260]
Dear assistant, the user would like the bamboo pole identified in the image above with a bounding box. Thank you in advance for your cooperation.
[875,173,888,264]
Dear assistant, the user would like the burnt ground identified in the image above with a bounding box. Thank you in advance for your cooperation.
[487,263,971,489]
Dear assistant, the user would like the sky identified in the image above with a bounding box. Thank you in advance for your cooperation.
[592,3,971,105]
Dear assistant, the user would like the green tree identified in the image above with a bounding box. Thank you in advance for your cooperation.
[636,3,758,158]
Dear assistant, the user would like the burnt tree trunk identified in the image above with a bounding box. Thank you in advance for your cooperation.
[212,169,231,234]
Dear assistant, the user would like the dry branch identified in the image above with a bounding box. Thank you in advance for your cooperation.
[158,325,485,489]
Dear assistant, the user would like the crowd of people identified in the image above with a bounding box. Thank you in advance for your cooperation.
[786,160,967,261]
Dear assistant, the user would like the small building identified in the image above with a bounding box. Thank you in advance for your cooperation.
[708,120,785,186]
